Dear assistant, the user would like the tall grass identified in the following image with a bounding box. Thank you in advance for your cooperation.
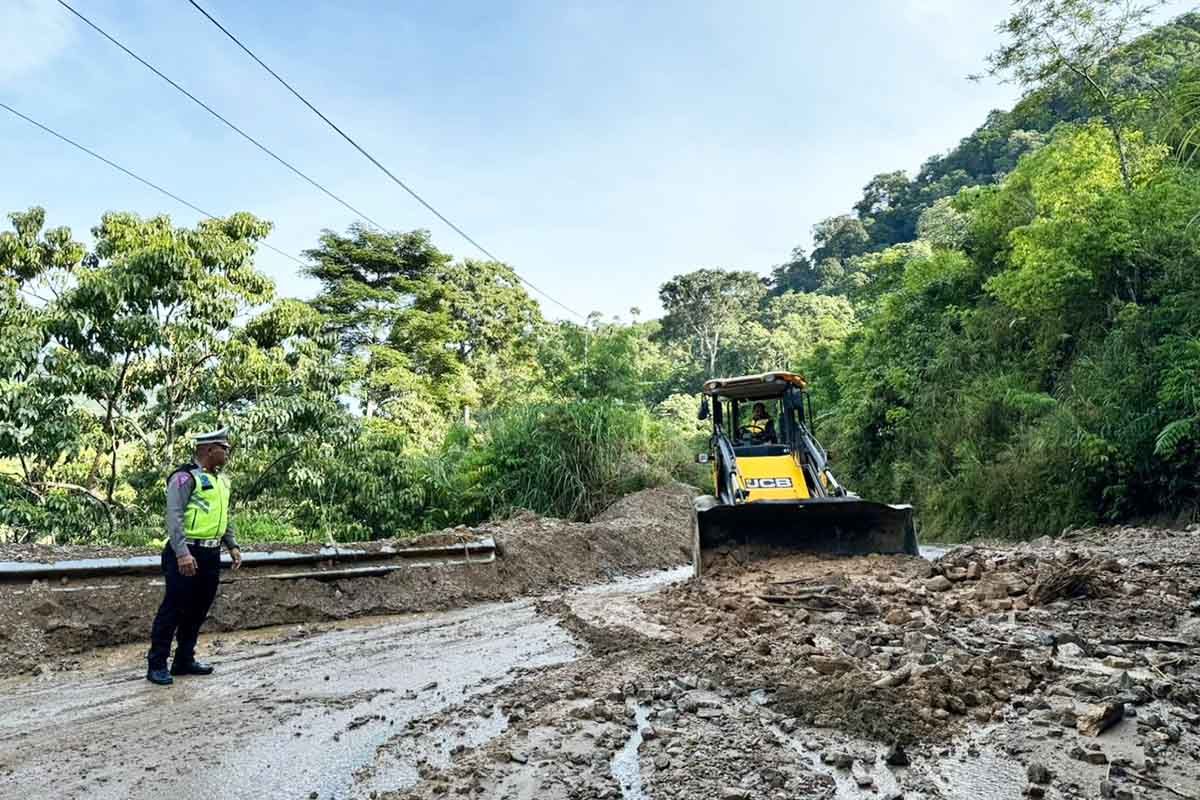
[467,400,682,522]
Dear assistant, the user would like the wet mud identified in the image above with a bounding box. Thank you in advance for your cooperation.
[2,509,1199,799]
[391,523,1200,800]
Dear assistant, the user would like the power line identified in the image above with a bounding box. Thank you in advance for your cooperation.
[186,0,586,320]
[0,100,307,269]
[55,0,387,233]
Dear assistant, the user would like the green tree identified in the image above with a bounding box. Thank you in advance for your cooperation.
[810,215,871,264]
[854,170,918,246]
[763,293,858,359]
[304,225,450,417]
[916,197,972,250]
[982,122,1163,312]
[658,269,767,375]
[768,246,819,294]
[979,0,1165,190]
[0,209,92,533]
[0,209,275,539]
[407,258,542,409]
[205,300,360,534]
[305,225,543,427]
[49,211,274,501]
[538,318,677,403]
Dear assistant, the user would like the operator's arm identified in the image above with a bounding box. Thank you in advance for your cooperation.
[165,472,194,557]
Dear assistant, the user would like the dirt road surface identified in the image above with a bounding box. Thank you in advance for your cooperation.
[384,524,1200,800]
[2,506,1199,799]
[0,596,576,799]
[0,568,688,800]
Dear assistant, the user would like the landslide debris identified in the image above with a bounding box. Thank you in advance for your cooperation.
[393,522,1200,800]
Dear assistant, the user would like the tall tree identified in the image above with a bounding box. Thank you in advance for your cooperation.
[305,225,543,426]
[810,215,871,264]
[978,0,1165,190]
[0,209,85,490]
[407,258,543,409]
[304,225,447,349]
[658,269,767,375]
[769,246,820,294]
[49,211,274,499]
[854,170,917,246]
[304,226,450,417]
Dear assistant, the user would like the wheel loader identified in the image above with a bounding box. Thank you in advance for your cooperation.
[692,371,917,576]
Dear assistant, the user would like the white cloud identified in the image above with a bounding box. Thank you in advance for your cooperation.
[0,0,75,85]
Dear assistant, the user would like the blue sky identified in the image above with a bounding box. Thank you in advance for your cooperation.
[0,0,1158,320]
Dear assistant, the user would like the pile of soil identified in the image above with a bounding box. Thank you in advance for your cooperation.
[0,483,697,673]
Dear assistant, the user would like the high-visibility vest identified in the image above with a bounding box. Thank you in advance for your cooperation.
[745,418,767,437]
[171,465,230,540]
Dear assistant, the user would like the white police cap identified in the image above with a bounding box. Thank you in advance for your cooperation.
[193,427,230,446]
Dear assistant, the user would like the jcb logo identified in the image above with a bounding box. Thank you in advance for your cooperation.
[745,477,793,489]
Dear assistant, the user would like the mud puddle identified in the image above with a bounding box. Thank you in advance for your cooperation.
[778,723,1027,800]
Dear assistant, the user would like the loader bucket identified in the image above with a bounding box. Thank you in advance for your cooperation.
[692,495,918,576]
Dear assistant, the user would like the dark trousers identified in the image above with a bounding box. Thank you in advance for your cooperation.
[147,543,221,669]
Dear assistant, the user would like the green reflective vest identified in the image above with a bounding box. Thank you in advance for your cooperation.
[181,467,230,540]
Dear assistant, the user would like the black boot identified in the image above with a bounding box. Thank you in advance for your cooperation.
[171,659,214,676]
[146,667,174,685]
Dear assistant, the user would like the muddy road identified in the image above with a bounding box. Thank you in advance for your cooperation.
[384,524,1200,800]
[2,510,1200,799]
[0,569,685,800]
[0,591,569,799]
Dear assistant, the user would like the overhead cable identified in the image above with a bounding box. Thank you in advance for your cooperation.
[56,0,388,233]
[0,100,308,268]
[186,0,586,320]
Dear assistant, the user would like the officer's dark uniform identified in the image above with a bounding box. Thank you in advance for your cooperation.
[146,429,238,686]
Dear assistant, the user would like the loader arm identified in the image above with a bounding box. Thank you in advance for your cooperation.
[712,429,745,505]
[795,425,849,498]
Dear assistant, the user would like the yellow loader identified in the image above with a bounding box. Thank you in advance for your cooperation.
[692,371,917,575]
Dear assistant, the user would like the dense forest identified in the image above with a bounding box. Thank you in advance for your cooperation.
[2,4,1198,545]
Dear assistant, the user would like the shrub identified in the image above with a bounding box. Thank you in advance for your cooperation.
[467,400,677,522]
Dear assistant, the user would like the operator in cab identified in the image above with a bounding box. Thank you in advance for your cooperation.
[742,402,777,444]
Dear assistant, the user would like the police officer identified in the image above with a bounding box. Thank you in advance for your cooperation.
[146,428,242,686]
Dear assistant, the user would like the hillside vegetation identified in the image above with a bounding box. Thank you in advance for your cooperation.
[2,6,1197,544]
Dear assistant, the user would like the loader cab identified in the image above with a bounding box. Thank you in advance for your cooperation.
[699,372,816,458]
[736,401,780,447]
[698,371,826,504]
